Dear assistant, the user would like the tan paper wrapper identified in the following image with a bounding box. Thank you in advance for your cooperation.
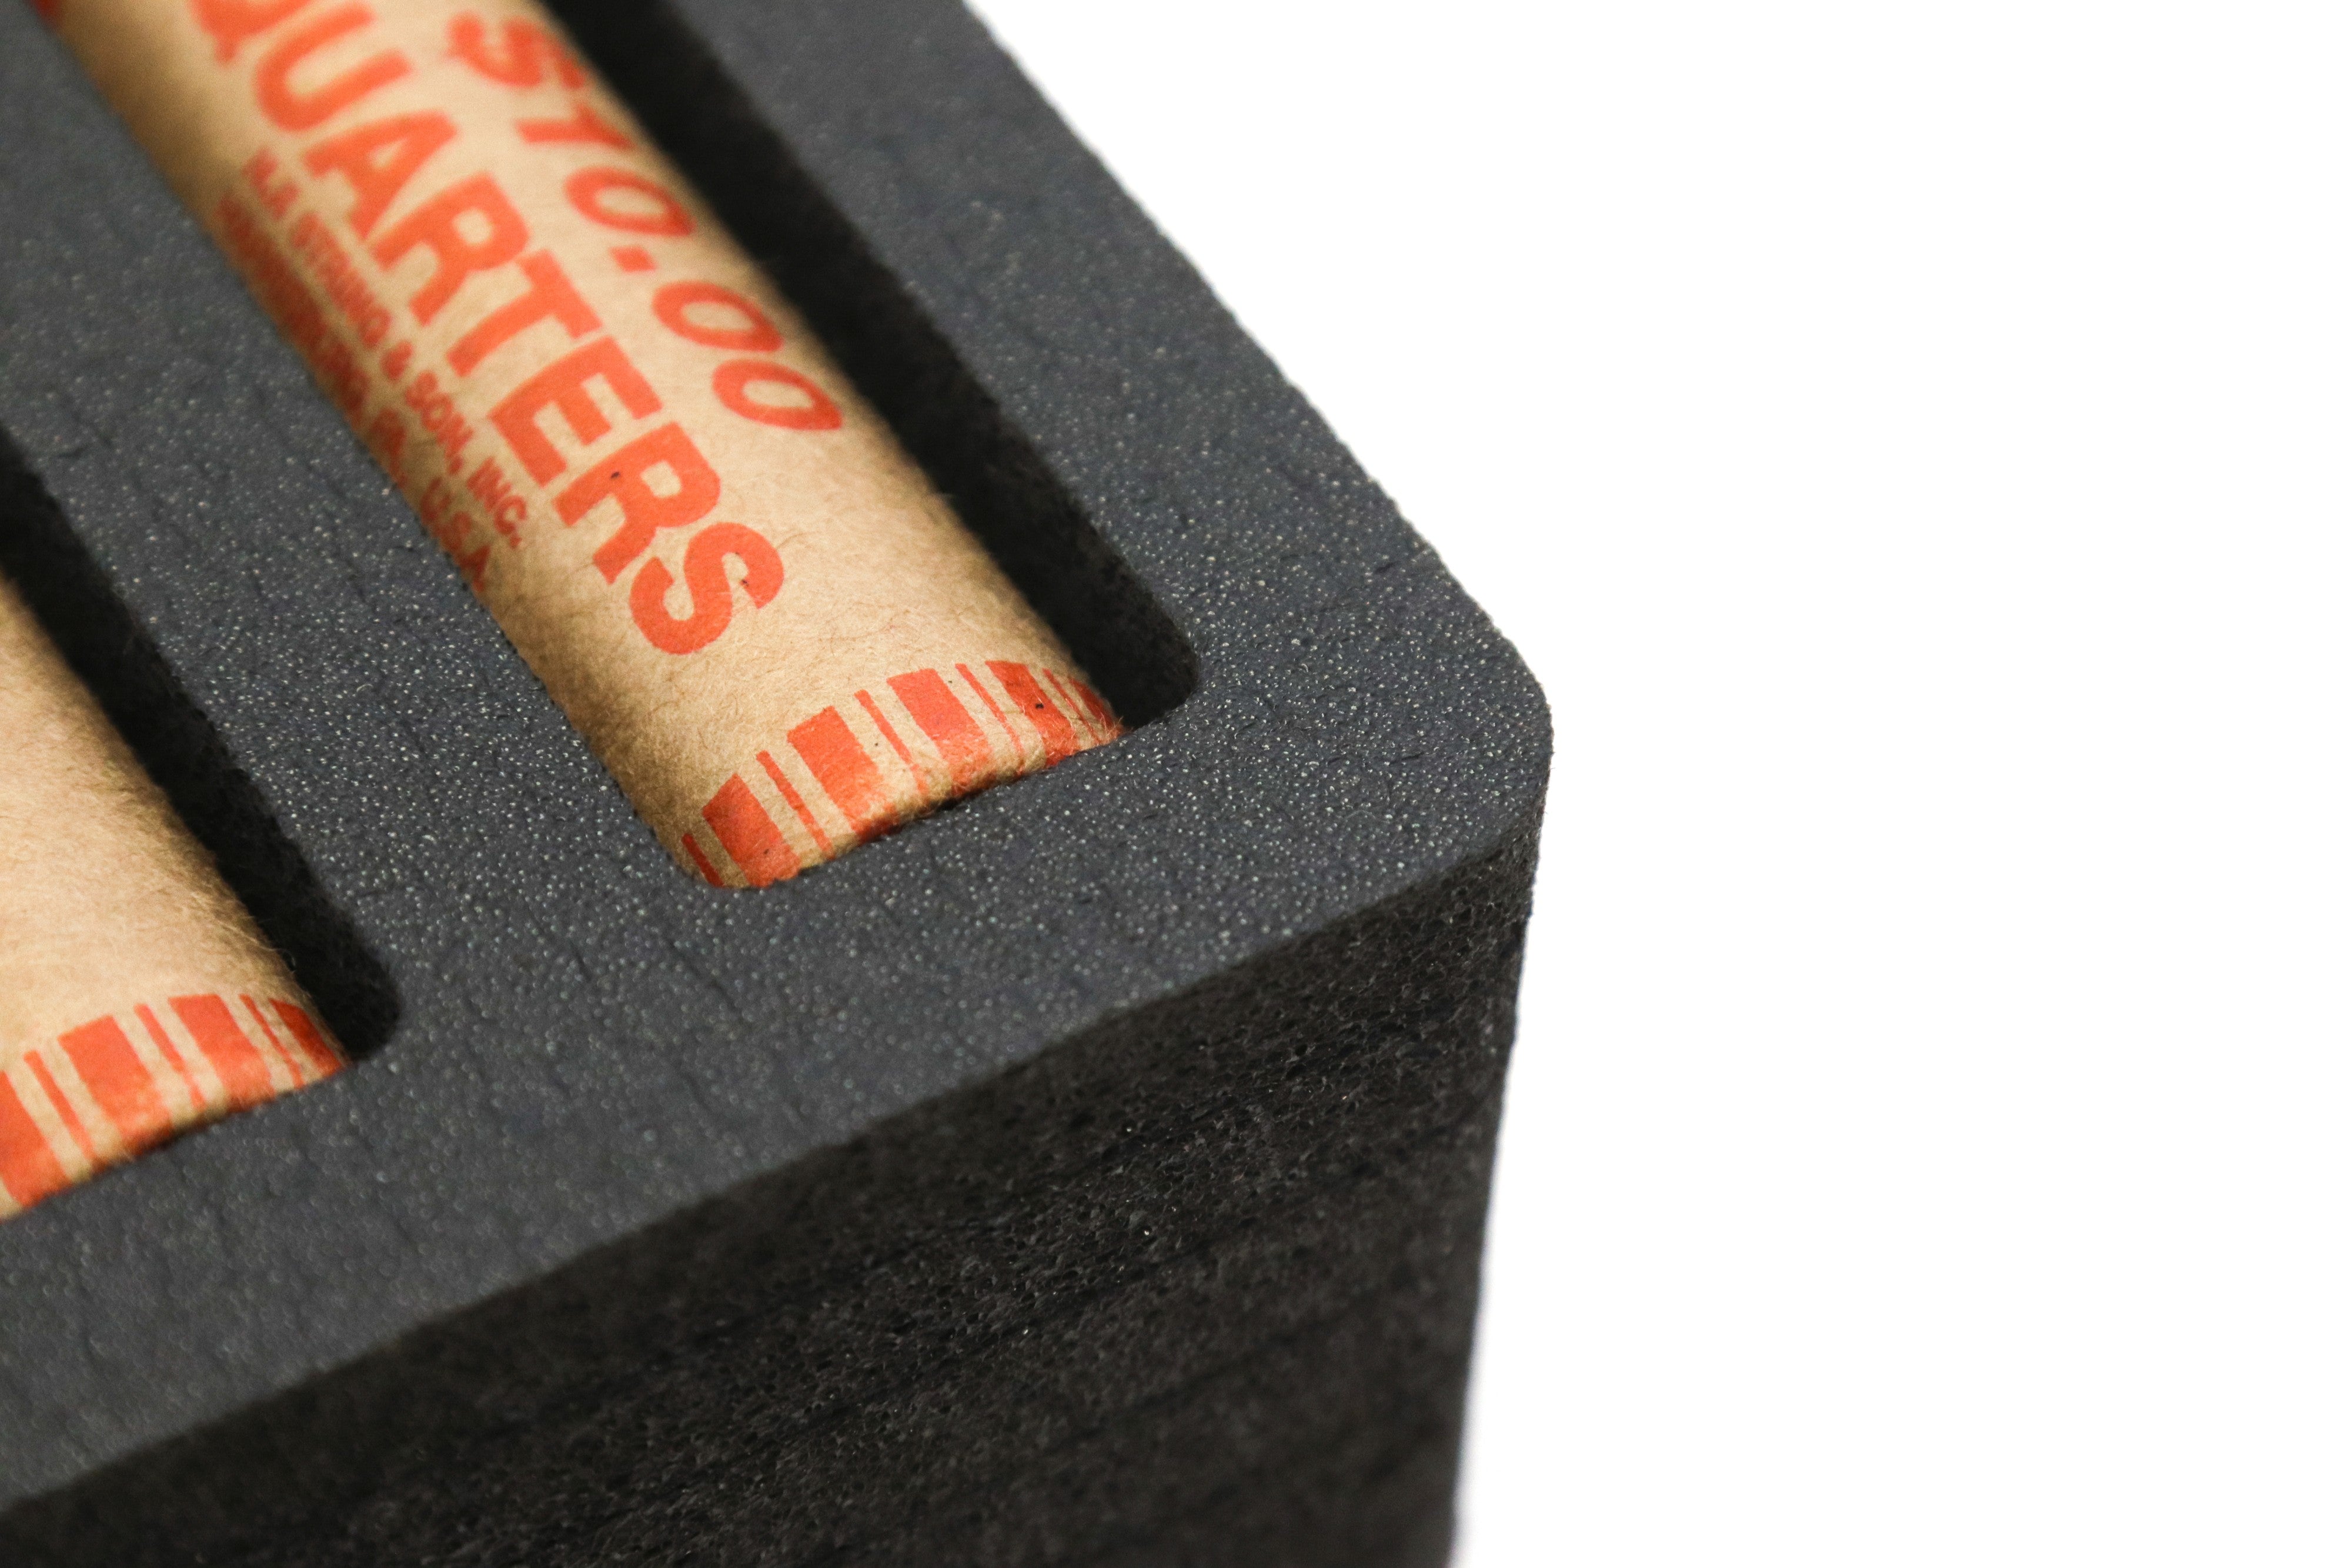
[48,0,1120,886]
[0,576,342,1218]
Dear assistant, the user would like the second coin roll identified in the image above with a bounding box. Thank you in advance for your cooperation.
[0,573,342,1219]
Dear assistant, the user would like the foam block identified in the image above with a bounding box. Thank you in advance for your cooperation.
[0,1,1549,1562]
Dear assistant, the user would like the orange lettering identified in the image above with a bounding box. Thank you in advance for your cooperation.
[191,0,310,62]
[446,12,587,88]
[447,250,599,375]
[556,422,720,581]
[303,111,456,237]
[652,282,780,352]
[370,172,529,323]
[463,455,528,547]
[630,523,783,654]
[563,168,693,236]
[362,404,407,464]
[255,4,409,132]
[241,148,298,218]
[712,359,841,431]
[403,370,475,470]
[488,337,660,483]
[516,101,632,148]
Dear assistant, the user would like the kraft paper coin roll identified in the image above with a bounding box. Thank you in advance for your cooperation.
[45,0,1120,886]
[0,575,343,1219]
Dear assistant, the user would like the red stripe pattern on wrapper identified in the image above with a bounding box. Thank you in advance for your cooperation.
[789,706,894,845]
[856,690,919,776]
[0,995,346,1219]
[0,1078,69,1211]
[28,1055,101,1165]
[961,661,1025,757]
[681,831,727,886]
[991,660,1077,763]
[889,668,993,792]
[686,660,1121,887]
[174,992,277,1105]
[133,1002,199,1096]
[703,773,799,888]
[757,750,833,857]
[58,1016,172,1154]
[1071,678,1117,737]
[273,1000,345,1078]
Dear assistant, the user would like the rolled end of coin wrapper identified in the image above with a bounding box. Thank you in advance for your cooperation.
[0,578,344,1219]
[46,0,1121,888]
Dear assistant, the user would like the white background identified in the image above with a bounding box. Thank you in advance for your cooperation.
[965,4,2352,1563]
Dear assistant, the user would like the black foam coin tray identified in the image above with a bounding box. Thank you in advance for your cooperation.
[0,1,1549,1563]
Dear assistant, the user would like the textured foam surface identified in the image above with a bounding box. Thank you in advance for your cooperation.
[0,1,1549,1562]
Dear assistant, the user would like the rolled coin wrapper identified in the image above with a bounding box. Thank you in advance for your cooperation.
[0,577,342,1219]
[46,0,1120,886]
